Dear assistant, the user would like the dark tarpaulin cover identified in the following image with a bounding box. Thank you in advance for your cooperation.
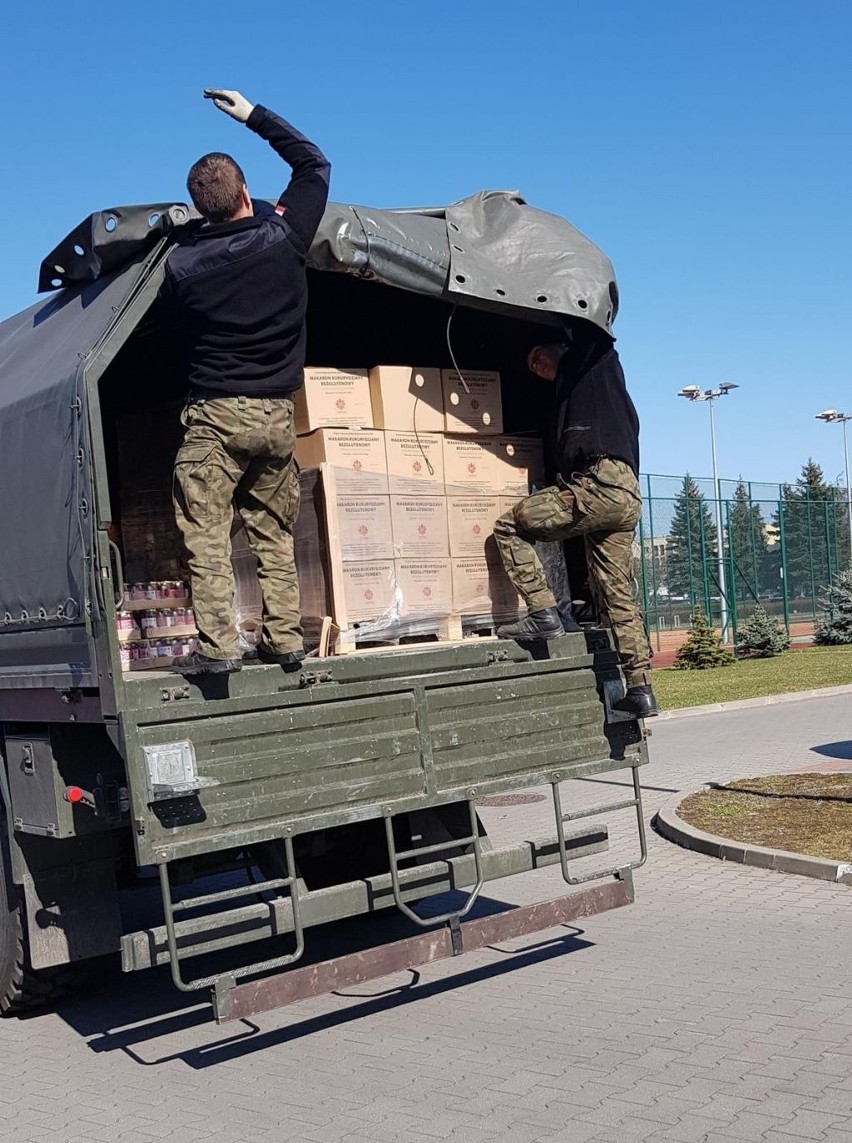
[309,191,617,334]
[42,191,618,335]
[0,262,141,629]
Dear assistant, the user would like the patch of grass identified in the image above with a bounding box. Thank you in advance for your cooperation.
[678,773,852,862]
[654,646,852,710]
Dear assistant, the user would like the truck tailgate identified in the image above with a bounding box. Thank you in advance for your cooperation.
[119,635,643,865]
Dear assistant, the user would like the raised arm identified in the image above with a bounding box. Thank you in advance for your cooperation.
[203,88,330,250]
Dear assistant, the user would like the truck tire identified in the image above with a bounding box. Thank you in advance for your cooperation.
[0,817,80,1015]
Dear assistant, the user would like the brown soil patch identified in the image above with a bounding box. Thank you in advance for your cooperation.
[678,773,852,862]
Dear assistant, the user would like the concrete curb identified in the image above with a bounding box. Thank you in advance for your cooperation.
[654,788,852,885]
[656,682,852,721]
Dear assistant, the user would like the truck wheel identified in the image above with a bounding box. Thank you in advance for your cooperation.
[0,818,80,1015]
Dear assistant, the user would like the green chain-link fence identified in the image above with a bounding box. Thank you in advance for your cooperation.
[637,474,852,653]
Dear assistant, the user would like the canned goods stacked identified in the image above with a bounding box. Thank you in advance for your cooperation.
[118,581,195,668]
[121,635,197,669]
[123,581,190,606]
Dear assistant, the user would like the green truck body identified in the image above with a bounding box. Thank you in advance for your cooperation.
[0,195,648,1022]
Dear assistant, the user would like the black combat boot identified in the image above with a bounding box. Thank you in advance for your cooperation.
[172,650,242,675]
[256,645,306,669]
[496,607,566,642]
[613,685,659,719]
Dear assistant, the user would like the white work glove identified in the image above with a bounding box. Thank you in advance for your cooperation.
[202,88,255,123]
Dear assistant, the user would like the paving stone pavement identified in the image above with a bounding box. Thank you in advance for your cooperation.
[2,694,852,1142]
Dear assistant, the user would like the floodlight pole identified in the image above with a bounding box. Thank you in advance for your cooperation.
[677,383,738,643]
[815,410,852,565]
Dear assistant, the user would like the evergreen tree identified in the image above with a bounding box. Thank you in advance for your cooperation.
[774,460,848,600]
[665,475,717,600]
[814,569,852,644]
[674,607,734,670]
[727,481,770,601]
[737,604,790,657]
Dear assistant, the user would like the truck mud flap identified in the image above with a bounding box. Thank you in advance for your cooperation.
[214,871,634,1023]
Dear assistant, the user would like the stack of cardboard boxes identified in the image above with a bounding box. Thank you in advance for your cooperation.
[294,366,545,638]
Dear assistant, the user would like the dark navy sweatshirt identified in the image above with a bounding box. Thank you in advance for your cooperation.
[552,328,640,477]
[160,105,330,398]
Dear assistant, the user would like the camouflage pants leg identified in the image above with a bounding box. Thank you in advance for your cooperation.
[584,530,651,687]
[493,458,652,684]
[174,396,301,659]
[234,430,302,656]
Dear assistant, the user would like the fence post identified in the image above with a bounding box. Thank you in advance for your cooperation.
[778,498,791,636]
[637,506,656,652]
[805,496,817,623]
[645,478,662,651]
[748,483,760,601]
[685,487,696,612]
[698,499,713,625]
[825,500,834,591]
[726,498,739,654]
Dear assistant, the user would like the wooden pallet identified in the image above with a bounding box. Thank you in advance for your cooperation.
[330,612,505,656]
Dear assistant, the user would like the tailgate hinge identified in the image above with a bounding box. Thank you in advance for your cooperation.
[299,669,334,687]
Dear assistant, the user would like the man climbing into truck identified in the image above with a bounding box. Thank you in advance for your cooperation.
[161,89,330,676]
[493,326,658,719]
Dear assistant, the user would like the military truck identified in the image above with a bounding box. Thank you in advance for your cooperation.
[0,193,648,1023]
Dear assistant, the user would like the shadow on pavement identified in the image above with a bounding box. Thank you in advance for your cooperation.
[811,741,852,760]
[48,894,595,1070]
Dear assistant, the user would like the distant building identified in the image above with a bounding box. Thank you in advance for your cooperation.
[640,534,668,594]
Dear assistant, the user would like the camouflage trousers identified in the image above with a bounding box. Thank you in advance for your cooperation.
[493,458,652,687]
[173,396,301,660]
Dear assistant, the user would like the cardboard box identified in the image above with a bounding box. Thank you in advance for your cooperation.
[447,496,500,557]
[295,429,388,494]
[441,369,503,434]
[391,496,449,557]
[294,368,373,432]
[451,557,494,616]
[384,430,445,495]
[340,561,397,624]
[328,494,393,561]
[395,558,452,617]
[451,556,519,618]
[451,556,501,615]
[442,435,499,494]
[369,365,444,433]
[494,436,546,495]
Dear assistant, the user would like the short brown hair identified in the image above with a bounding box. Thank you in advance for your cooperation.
[186,152,247,222]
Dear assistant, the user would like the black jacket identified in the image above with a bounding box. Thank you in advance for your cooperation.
[552,329,640,477]
[160,106,330,398]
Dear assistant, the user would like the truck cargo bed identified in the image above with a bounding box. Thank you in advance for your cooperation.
[121,633,643,867]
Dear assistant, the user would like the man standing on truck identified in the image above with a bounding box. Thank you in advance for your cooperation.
[161,89,330,675]
[493,329,658,719]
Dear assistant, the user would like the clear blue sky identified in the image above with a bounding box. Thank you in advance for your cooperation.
[5,1,850,487]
